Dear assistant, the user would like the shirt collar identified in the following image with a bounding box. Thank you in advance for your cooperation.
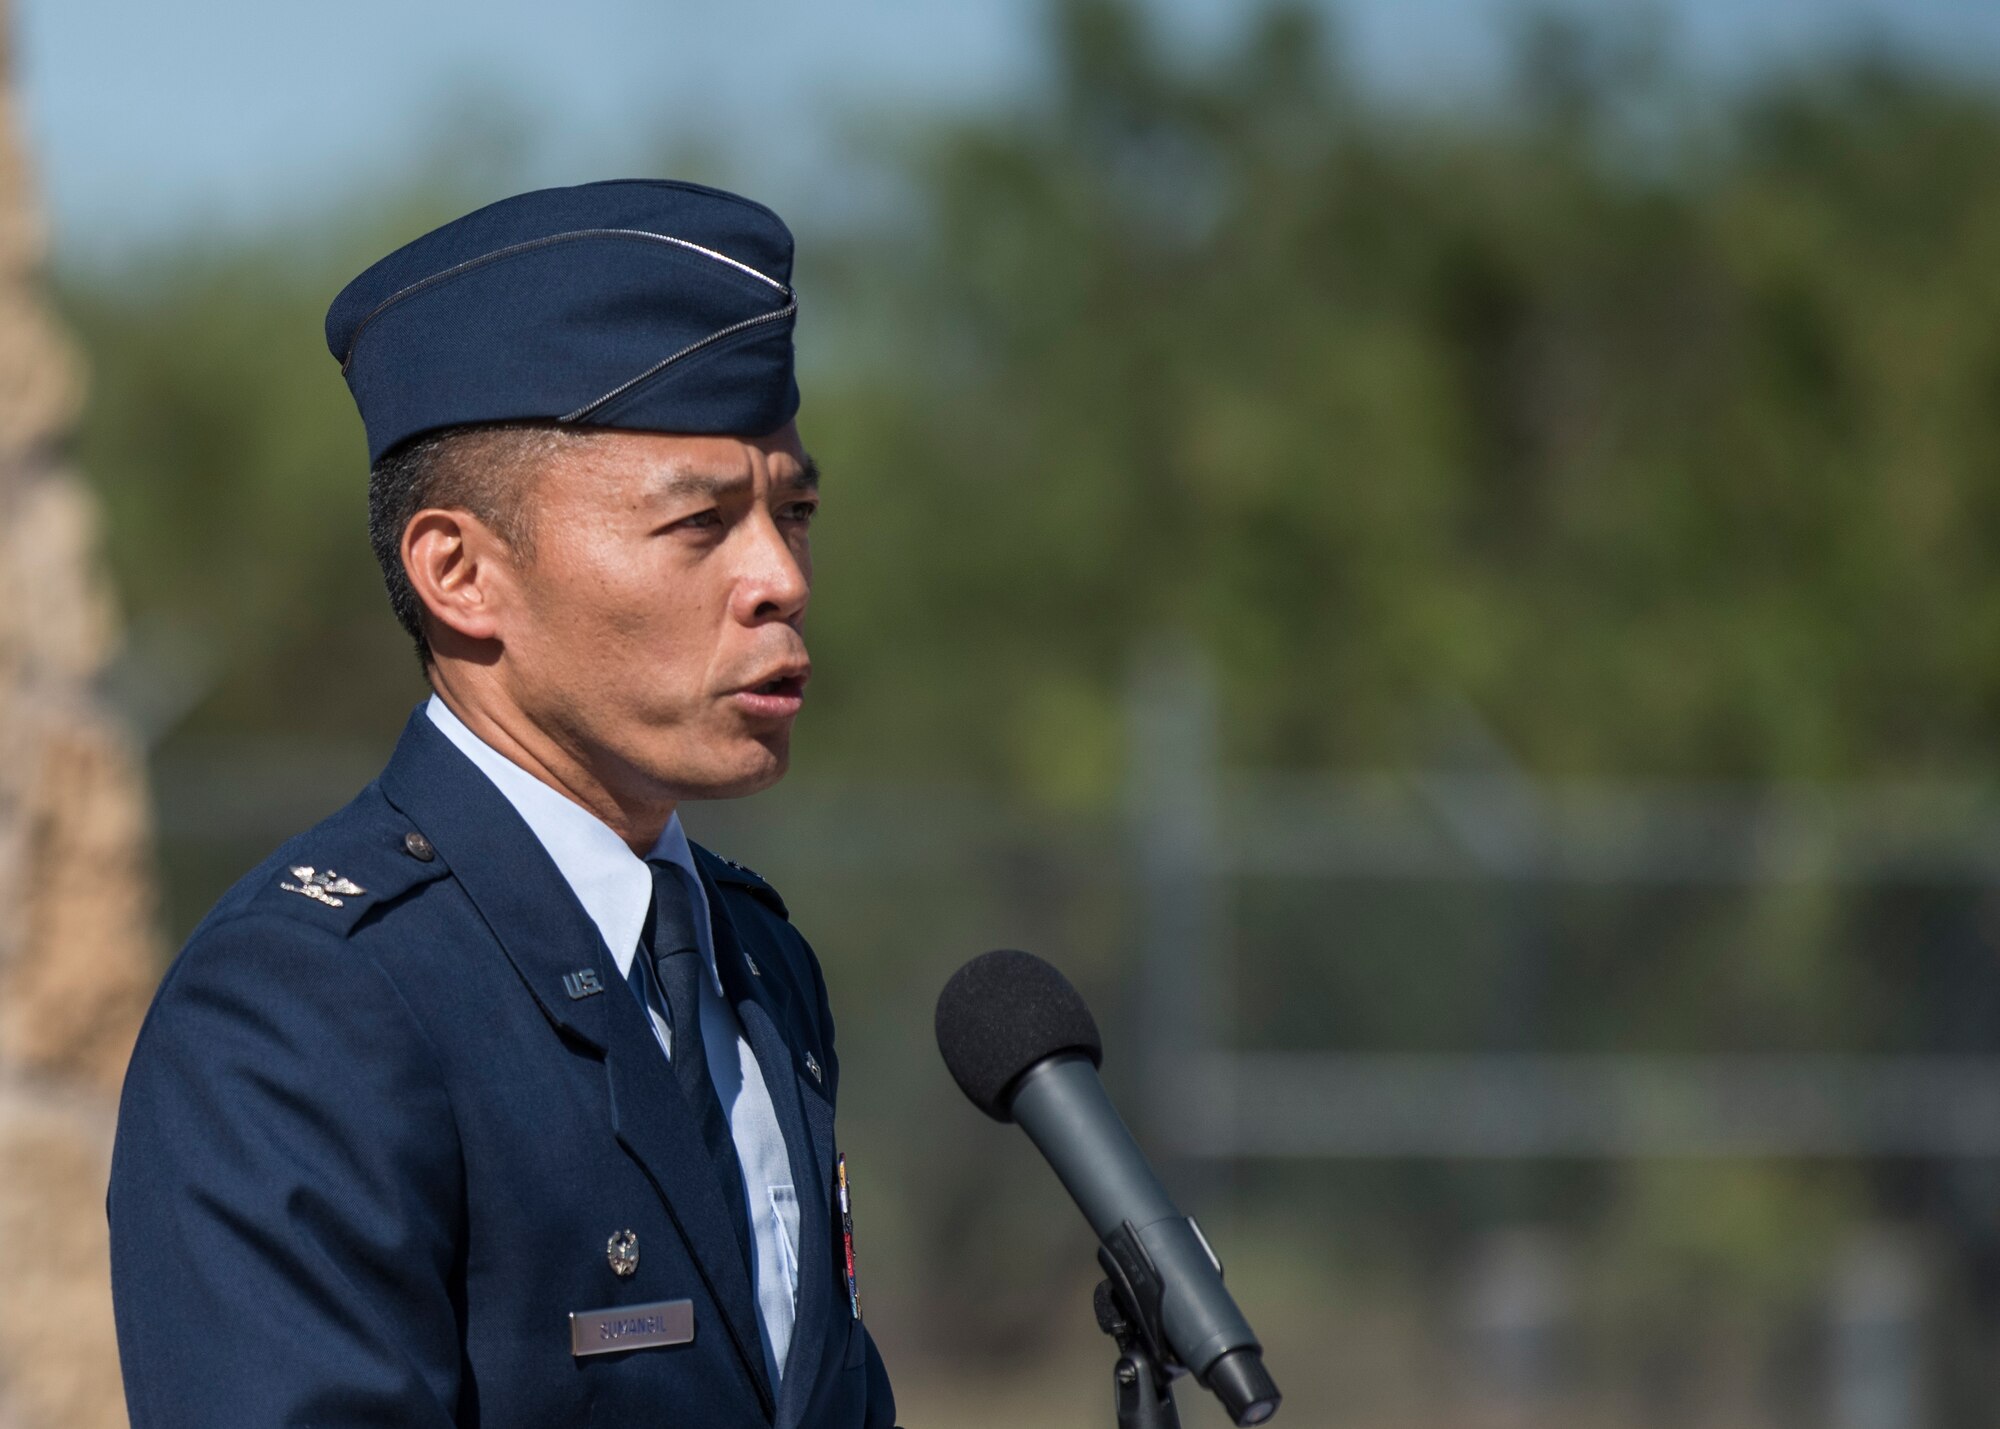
[425,695,719,990]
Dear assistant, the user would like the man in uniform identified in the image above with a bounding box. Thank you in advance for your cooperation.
[107,180,895,1429]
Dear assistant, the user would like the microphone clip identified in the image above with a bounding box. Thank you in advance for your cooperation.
[1095,1223,1184,1429]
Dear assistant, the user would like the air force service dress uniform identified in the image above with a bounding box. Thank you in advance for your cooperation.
[106,180,896,1429]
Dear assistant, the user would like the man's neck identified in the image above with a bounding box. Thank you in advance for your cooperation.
[427,672,673,856]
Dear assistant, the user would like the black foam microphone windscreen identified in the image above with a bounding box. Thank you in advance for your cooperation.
[933,948,1103,1120]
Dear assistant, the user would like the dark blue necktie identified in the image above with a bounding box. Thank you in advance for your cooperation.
[639,862,753,1269]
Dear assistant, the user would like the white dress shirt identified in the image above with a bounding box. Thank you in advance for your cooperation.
[426,696,799,1386]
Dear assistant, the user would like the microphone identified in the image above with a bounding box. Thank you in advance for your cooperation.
[935,949,1281,1427]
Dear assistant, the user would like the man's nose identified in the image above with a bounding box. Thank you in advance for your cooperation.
[736,517,810,624]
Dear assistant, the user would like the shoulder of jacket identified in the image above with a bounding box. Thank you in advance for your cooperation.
[691,842,790,921]
[217,783,455,939]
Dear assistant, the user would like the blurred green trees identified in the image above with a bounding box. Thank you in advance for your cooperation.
[66,3,2000,811]
[809,3,2000,798]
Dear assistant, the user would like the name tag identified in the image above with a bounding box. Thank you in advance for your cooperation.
[570,1299,695,1357]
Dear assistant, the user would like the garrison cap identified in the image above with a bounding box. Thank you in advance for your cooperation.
[326,179,800,464]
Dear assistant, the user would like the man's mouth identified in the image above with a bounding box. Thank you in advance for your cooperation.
[730,667,810,720]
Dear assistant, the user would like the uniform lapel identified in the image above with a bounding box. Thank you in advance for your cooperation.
[701,863,835,1428]
[377,713,616,1052]
[377,711,775,1417]
[598,986,775,1416]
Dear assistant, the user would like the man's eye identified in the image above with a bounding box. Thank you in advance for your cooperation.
[674,509,724,530]
[780,502,818,525]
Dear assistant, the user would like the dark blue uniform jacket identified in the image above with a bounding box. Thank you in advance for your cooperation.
[108,710,896,1429]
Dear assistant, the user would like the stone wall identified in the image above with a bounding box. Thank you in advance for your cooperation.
[0,6,159,1425]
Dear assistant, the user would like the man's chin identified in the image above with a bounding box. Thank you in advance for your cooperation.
[668,741,791,802]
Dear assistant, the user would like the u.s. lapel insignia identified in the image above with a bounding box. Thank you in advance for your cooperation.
[744,953,761,977]
[804,1050,823,1083]
[563,969,605,1000]
[280,866,365,907]
[606,1229,639,1278]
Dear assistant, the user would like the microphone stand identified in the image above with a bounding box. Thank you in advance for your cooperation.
[1094,1279,1181,1429]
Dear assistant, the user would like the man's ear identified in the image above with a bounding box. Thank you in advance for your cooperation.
[402,508,513,648]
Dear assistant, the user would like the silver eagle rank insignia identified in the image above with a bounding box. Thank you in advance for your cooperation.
[280,866,366,908]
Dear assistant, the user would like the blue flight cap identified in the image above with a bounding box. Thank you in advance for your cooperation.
[326,179,800,464]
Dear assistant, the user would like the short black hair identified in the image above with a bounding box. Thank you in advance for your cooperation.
[366,422,585,667]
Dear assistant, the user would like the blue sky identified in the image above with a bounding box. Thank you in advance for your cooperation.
[18,0,2000,261]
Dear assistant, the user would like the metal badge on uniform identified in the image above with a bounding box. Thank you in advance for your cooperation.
[570,1299,693,1357]
[564,969,605,1000]
[279,866,364,907]
[804,1050,822,1083]
[606,1228,639,1277]
[836,1153,861,1320]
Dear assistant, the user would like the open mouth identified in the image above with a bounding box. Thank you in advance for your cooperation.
[731,670,809,720]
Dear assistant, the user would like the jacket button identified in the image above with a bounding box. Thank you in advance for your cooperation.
[403,830,436,862]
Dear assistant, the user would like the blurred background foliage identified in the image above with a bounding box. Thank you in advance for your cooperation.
[76,2,2000,806]
[57,2,2000,1424]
